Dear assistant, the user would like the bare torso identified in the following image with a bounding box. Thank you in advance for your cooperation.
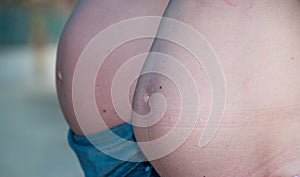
[133,0,300,176]
[56,0,168,135]
[57,0,300,176]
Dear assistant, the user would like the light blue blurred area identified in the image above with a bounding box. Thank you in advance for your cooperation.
[0,2,84,177]
[0,45,84,177]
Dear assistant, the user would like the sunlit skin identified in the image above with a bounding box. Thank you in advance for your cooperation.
[133,0,300,176]
[57,0,300,176]
[56,0,168,136]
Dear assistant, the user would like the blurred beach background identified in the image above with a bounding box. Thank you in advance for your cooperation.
[0,0,83,176]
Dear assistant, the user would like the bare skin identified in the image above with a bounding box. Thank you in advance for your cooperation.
[56,0,168,136]
[57,0,300,176]
[133,0,300,176]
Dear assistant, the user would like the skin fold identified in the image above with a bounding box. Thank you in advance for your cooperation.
[57,0,300,176]
[133,0,300,176]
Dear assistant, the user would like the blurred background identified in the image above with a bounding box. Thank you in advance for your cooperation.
[0,0,83,176]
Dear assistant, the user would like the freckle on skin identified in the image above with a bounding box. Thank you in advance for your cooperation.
[102,109,107,113]
[159,86,162,89]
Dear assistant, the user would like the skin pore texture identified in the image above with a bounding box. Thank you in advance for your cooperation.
[56,0,300,176]
[133,0,300,177]
[56,0,168,136]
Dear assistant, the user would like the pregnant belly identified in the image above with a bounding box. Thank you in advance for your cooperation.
[56,0,168,135]
[133,1,300,176]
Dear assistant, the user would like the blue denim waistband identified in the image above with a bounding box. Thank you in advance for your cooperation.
[68,123,160,177]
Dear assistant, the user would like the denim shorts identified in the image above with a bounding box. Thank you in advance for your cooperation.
[68,123,160,177]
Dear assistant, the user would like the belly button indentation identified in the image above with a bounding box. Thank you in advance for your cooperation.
[144,93,150,103]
